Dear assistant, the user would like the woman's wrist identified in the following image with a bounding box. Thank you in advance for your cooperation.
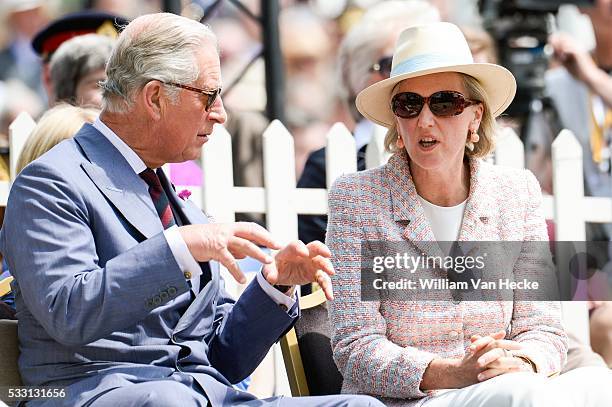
[420,358,461,391]
[513,355,537,373]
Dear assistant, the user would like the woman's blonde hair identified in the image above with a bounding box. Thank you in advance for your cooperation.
[16,104,99,174]
[383,73,498,158]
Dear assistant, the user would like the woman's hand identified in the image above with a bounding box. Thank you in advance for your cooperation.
[420,330,528,391]
[470,332,534,381]
[420,331,504,389]
[450,330,513,387]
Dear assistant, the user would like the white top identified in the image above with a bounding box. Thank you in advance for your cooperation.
[93,117,295,309]
[417,195,467,242]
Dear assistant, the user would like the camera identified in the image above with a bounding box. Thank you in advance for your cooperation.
[480,0,594,117]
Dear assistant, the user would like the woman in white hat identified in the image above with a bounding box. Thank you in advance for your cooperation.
[327,22,611,406]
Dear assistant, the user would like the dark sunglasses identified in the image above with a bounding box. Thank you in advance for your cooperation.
[391,90,479,119]
[161,81,221,112]
[369,56,393,78]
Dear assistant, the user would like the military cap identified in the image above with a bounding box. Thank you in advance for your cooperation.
[32,11,129,62]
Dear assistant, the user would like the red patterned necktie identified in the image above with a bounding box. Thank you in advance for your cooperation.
[139,168,176,229]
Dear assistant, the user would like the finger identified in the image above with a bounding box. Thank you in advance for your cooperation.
[217,247,246,284]
[292,240,310,257]
[472,330,504,344]
[306,240,332,258]
[278,240,310,260]
[490,330,506,340]
[316,270,334,301]
[478,348,507,367]
[262,263,279,285]
[228,236,273,264]
[311,255,335,276]
[469,335,495,353]
[233,222,282,250]
[478,368,512,382]
[478,340,523,364]
[482,339,523,353]
[485,356,525,370]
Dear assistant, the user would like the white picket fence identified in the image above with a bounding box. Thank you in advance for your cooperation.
[5,112,612,395]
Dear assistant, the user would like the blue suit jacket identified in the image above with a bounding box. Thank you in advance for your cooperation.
[0,124,297,406]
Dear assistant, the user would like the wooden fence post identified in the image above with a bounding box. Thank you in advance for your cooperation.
[494,126,524,169]
[263,120,298,245]
[201,125,235,223]
[8,112,36,181]
[552,129,590,344]
[365,124,390,169]
[326,123,356,188]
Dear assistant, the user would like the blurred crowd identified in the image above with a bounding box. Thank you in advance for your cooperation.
[0,0,488,180]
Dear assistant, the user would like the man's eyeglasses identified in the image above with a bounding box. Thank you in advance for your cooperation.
[391,91,480,119]
[369,56,393,78]
[161,81,221,112]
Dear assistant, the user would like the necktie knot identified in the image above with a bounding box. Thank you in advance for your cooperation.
[140,168,163,191]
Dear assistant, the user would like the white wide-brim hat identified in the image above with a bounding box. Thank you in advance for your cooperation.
[356,22,517,128]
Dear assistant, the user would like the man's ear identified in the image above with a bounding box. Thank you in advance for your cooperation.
[140,80,164,121]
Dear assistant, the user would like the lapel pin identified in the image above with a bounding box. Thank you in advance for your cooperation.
[178,189,192,200]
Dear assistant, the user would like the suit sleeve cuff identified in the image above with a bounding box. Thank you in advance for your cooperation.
[256,270,296,311]
[163,226,202,282]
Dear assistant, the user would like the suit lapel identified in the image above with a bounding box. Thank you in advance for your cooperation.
[75,125,162,239]
[458,158,495,242]
[387,151,443,258]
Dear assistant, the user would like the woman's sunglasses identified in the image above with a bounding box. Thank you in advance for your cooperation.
[391,91,479,119]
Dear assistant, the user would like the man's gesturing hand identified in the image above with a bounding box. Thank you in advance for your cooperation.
[263,240,335,301]
[179,222,282,284]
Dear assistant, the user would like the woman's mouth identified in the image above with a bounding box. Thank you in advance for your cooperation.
[418,137,438,148]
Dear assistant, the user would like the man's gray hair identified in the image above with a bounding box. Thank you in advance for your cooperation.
[50,34,114,104]
[338,0,440,121]
[100,13,217,113]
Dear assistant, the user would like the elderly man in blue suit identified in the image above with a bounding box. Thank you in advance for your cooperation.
[0,13,383,407]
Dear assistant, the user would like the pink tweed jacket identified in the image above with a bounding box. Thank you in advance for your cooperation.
[326,149,568,406]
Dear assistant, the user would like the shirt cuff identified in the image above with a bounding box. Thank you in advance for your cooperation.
[256,270,296,311]
[164,225,202,292]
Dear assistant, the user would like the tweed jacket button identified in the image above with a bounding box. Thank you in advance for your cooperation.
[184,271,192,279]
[448,330,459,338]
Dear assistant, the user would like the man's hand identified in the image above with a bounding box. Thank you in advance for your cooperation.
[178,222,281,284]
[549,32,612,109]
[549,33,601,86]
[263,240,335,301]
